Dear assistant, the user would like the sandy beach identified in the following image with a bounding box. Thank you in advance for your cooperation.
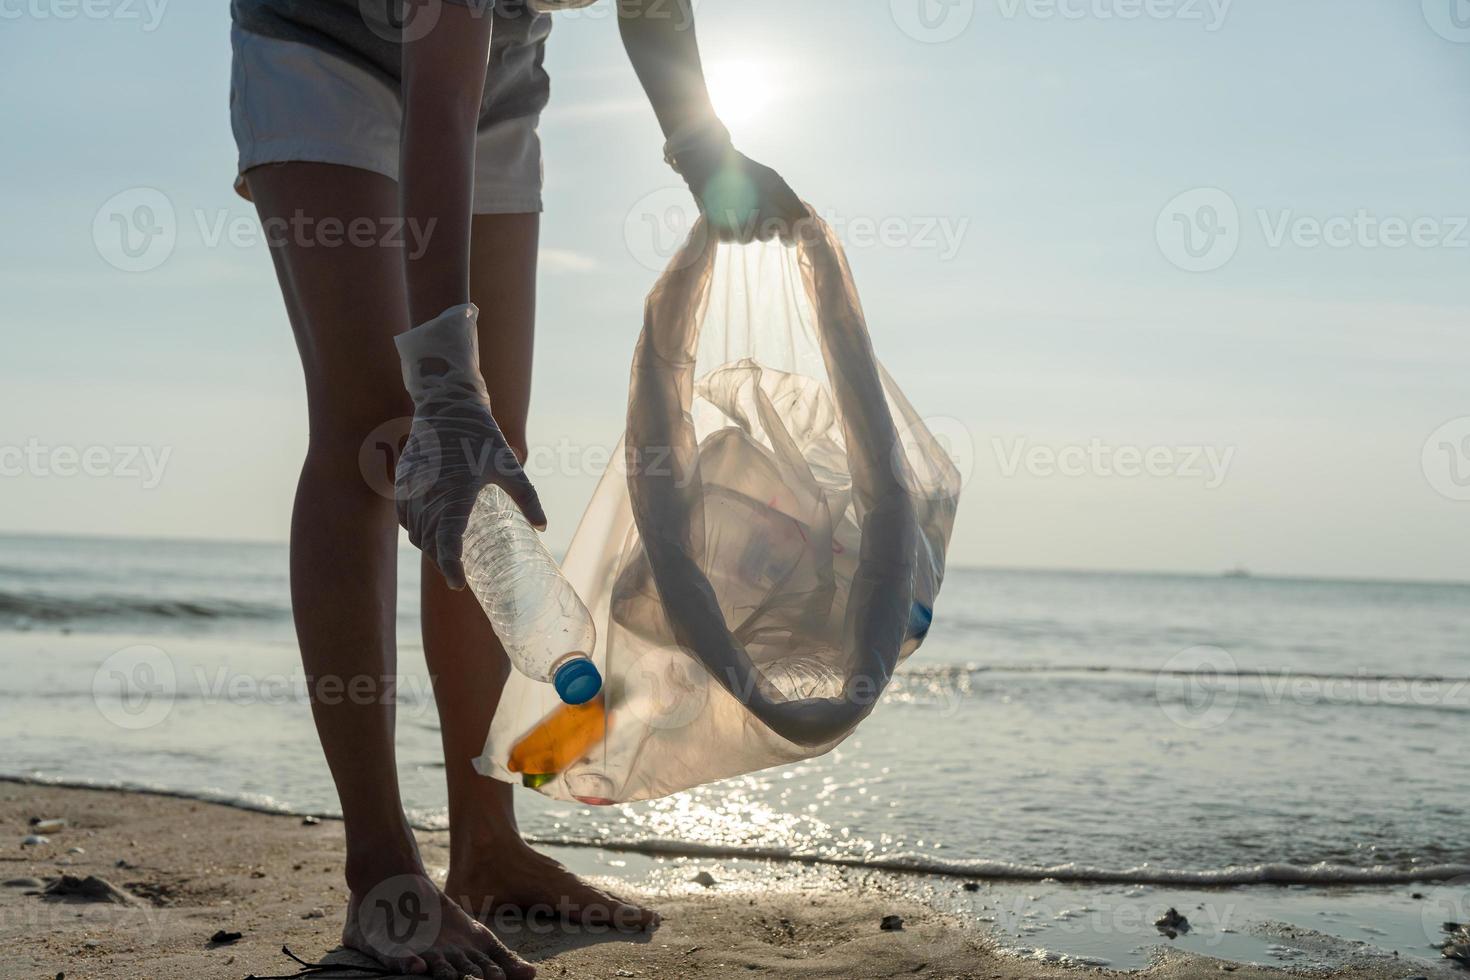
[3,781,1436,980]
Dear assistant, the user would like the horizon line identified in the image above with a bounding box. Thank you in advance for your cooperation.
[1,528,1465,590]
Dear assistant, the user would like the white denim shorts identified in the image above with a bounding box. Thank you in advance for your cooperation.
[228,25,545,214]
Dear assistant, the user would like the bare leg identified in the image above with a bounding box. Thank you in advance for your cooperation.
[246,163,535,980]
[426,212,658,932]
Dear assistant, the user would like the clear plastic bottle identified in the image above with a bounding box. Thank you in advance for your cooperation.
[461,485,602,704]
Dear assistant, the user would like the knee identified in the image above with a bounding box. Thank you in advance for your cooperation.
[303,396,414,484]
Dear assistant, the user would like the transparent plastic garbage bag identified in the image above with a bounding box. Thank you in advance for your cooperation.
[476,210,961,803]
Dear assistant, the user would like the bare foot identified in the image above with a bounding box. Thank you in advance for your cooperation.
[343,872,537,979]
[446,841,660,935]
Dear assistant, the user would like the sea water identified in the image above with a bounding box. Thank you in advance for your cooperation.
[1,533,1466,969]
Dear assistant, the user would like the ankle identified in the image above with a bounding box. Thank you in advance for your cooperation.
[444,788,521,866]
[446,830,538,888]
[344,832,426,894]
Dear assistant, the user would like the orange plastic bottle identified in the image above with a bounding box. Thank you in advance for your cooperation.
[507,695,608,788]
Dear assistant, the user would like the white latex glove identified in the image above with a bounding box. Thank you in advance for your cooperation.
[395,303,546,590]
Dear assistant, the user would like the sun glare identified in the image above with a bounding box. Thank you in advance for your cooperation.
[703,59,781,129]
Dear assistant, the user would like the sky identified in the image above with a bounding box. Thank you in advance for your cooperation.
[1,0,1468,581]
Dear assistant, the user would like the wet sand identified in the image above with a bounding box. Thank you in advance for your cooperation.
[0,782,1423,980]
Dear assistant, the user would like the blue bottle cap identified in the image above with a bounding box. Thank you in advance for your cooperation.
[908,601,933,640]
[553,658,603,705]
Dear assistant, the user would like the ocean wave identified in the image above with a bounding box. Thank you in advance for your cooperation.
[897,662,1470,685]
[7,774,1468,888]
[519,839,1470,887]
[0,589,285,626]
[888,662,1470,713]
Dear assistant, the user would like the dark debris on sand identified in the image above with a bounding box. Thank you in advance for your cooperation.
[1441,922,1470,965]
[43,875,138,905]
[1156,907,1191,939]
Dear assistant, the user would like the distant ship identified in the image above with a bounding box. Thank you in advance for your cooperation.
[1222,567,1252,579]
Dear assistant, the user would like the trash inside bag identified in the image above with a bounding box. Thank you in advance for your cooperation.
[475,210,961,804]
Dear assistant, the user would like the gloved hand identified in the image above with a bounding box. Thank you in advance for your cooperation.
[394,304,546,590]
[664,118,807,243]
